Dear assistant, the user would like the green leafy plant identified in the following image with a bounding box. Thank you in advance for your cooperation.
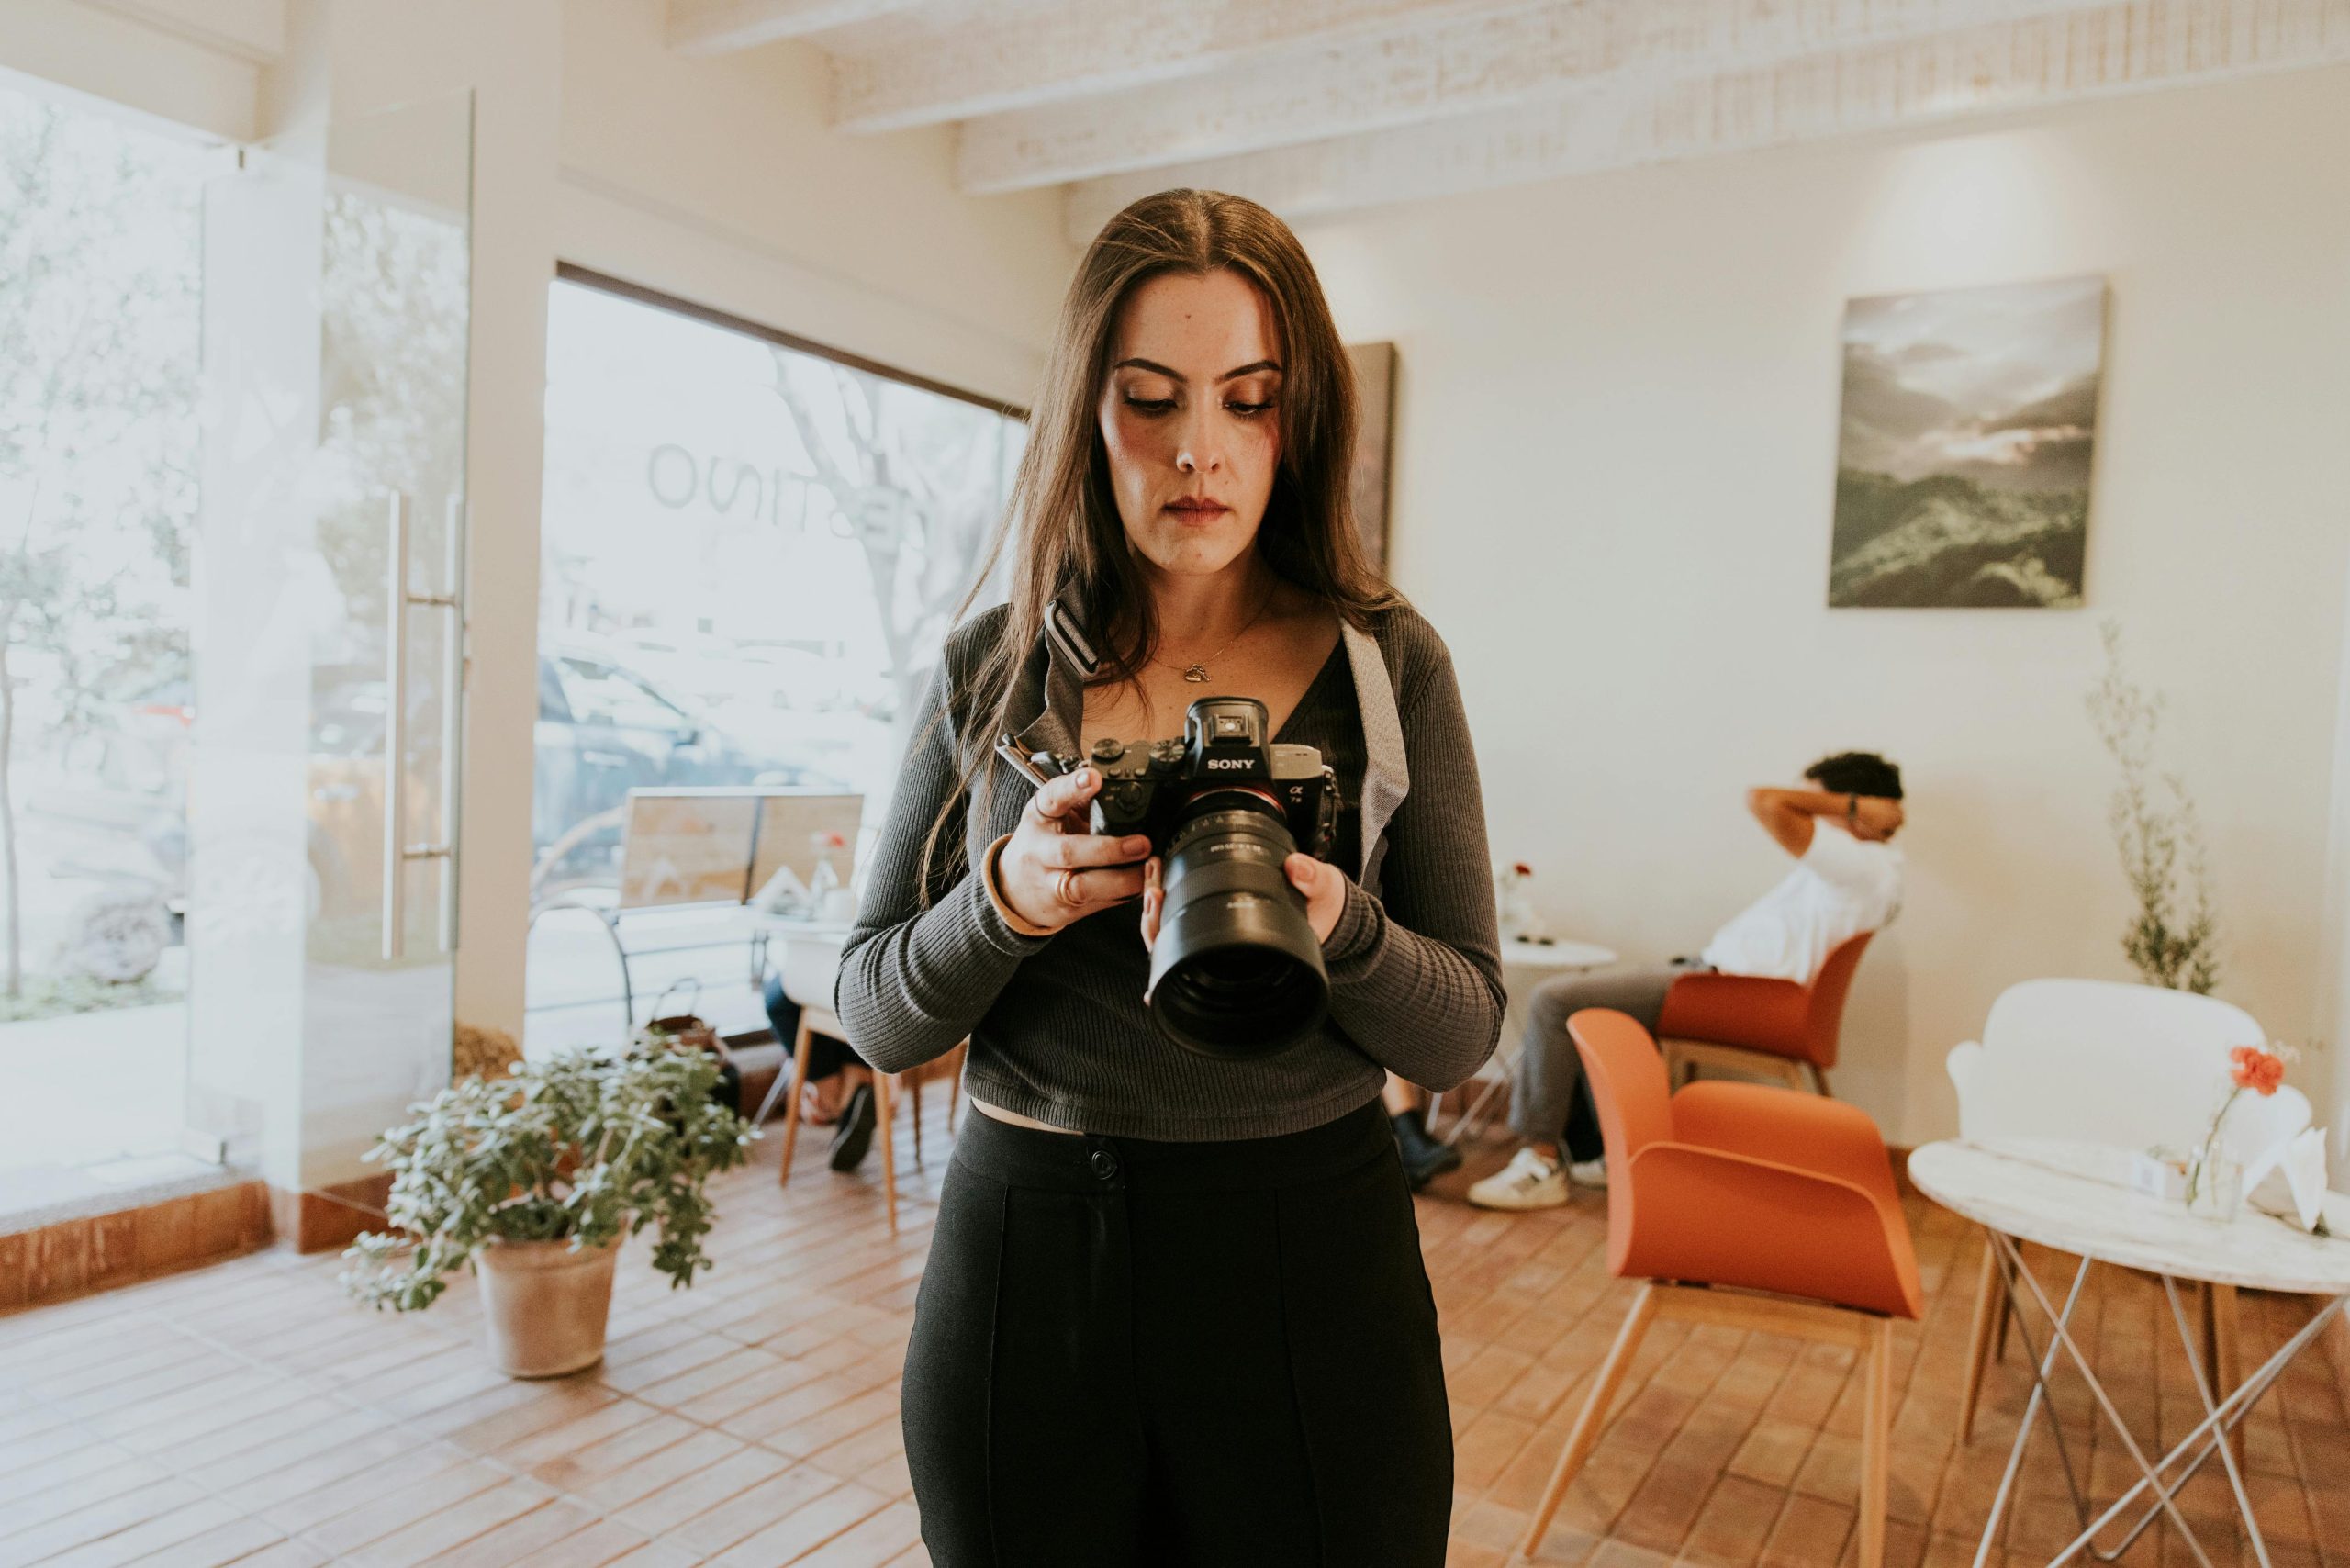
[2086,620,2220,993]
[341,1046,751,1312]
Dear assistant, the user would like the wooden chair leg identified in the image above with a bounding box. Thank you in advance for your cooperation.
[1520,1283,1659,1559]
[910,1072,924,1167]
[1958,1231,2002,1441]
[1809,1064,1832,1097]
[777,1018,813,1187]
[1858,1316,1892,1568]
[1777,1058,1807,1092]
[876,1071,899,1236]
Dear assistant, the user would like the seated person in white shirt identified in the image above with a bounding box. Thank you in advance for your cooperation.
[1467,751,1906,1212]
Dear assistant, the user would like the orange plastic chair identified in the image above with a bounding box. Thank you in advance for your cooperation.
[1654,928,1874,1096]
[1519,1008,1922,1567]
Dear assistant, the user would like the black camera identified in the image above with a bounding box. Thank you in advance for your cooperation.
[1006,696,1339,1059]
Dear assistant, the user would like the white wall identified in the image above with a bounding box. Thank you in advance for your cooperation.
[554,0,1068,413]
[0,0,264,140]
[1301,66,2350,1147]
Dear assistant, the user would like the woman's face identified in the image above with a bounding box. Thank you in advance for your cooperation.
[1095,268,1285,579]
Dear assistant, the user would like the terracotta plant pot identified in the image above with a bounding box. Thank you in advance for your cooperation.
[474,1237,619,1378]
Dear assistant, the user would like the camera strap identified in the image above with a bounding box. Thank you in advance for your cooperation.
[1043,596,1101,678]
[1340,619,1411,898]
[998,595,1095,765]
[1019,594,1413,900]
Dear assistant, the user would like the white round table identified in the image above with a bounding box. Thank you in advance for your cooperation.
[752,913,854,1011]
[1499,936,1618,971]
[1909,1138,2350,1567]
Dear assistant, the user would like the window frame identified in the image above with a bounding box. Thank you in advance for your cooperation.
[553,263,1029,423]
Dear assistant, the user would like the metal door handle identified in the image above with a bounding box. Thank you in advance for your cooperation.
[383,490,466,961]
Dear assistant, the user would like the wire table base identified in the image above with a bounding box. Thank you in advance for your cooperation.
[1974,1233,2346,1567]
[1911,1140,2350,1568]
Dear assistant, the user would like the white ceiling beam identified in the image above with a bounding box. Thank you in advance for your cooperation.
[828,0,1544,135]
[666,0,928,56]
[963,0,2130,195]
[1062,0,2350,243]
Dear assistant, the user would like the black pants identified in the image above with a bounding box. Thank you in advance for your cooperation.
[901,1095,1452,1566]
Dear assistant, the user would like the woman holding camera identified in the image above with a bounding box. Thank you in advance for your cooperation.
[834,187,1505,1566]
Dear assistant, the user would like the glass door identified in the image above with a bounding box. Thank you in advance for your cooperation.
[0,84,208,1219]
[185,93,474,1200]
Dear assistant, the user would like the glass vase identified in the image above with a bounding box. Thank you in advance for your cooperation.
[2184,1146,2243,1223]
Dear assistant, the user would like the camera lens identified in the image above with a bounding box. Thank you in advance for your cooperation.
[1146,795,1329,1058]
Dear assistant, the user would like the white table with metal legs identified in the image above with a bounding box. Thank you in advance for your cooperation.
[1908,1138,2350,1568]
[1430,936,1617,1146]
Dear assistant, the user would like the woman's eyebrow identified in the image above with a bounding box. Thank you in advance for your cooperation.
[1113,357,1283,383]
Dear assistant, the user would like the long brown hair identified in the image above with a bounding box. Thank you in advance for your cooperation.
[912,187,1403,904]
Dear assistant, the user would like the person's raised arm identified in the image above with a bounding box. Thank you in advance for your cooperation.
[1745,788,1901,859]
[1314,640,1507,1092]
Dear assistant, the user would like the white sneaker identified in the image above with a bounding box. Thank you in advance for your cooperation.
[1566,1158,1608,1191]
[1467,1148,1570,1211]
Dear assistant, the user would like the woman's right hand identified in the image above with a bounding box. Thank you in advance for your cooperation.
[999,765,1154,934]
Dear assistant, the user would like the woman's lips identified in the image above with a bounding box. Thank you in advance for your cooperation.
[1165,501,1229,521]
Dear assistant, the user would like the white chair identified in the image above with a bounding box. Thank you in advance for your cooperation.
[1943,979,2300,1444]
[2219,1081,2314,1166]
[1946,979,2271,1149]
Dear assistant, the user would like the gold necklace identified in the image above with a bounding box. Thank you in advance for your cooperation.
[1150,580,1278,684]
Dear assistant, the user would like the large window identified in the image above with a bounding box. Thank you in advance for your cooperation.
[527,271,1024,1047]
[0,81,207,1203]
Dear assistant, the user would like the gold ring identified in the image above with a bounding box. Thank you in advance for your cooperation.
[1056,868,1080,905]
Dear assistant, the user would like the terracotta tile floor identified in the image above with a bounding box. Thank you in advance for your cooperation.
[3,1098,2345,1567]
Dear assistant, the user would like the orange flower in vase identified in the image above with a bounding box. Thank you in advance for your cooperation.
[2229,1044,2285,1096]
[2188,1042,2295,1217]
[1497,861,1544,942]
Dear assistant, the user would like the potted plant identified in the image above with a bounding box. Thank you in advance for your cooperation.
[2086,620,2221,993]
[341,1046,751,1377]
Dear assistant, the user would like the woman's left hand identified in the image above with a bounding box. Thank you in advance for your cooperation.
[1139,853,1347,952]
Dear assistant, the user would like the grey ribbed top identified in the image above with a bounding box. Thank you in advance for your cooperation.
[833,600,1505,1141]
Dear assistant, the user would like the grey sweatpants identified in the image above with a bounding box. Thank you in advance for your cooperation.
[1507,963,1694,1161]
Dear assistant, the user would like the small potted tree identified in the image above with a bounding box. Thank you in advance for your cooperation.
[341,1046,751,1377]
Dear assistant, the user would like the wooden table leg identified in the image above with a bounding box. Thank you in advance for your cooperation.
[1958,1231,2002,1441]
[776,1018,813,1187]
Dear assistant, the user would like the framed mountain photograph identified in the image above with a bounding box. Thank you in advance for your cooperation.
[1829,275,2106,609]
[1348,340,1397,574]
